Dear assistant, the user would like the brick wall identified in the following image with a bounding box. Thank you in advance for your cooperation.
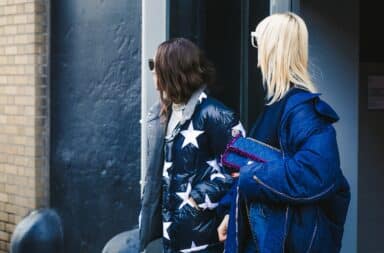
[0,0,49,252]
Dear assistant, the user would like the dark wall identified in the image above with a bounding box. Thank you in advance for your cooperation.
[168,0,269,130]
[204,0,241,114]
[169,0,242,115]
[358,63,384,253]
[50,0,141,252]
[359,2,384,252]
[246,0,270,129]
[360,0,384,62]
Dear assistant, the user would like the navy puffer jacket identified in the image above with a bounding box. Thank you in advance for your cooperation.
[140,87,244,253]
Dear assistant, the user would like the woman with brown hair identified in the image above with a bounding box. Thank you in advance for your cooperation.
[139,38,244,253]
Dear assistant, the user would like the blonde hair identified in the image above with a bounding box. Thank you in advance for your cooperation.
[254,12,316,104]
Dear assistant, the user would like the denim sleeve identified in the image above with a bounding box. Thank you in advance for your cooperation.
[238,103,341,204]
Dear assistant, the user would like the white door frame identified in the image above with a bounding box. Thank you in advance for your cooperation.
[140,0,167,193]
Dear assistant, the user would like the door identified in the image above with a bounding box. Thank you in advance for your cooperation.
[50,0,141,252]
[168,0,270,130]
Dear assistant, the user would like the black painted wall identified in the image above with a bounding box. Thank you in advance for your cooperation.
[359,1,384,252]
[360,0,384,62]
[168,0,269,130]
[50,1,141,252]
[169,0,241,113]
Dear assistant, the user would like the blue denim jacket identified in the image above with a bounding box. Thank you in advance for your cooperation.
[223,92,350,253]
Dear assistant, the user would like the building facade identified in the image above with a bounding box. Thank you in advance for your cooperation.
[1,0,384,252]
[0,0,49,252]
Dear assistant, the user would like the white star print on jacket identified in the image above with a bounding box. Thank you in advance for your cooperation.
[206,159,221,173]
[198,194,219,210]
[149,88,241,252]
[231,122,246,137]
[207,159,225,180]
[163,221,172,240]
[198,92,207,103]
[176,182,192,209]
[180,241,209,252]
[180,121,204,148]
[163,161,172,179]
[210,172,225,181]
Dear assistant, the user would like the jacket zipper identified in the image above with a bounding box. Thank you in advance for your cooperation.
[280,138,288,253]
[306,221,318,253]
[244,201,259,249]
[282,206,289,253]
[235,186,240,253]
[277,95,317,253]
[252,168,333,253]
[252,175,335,201]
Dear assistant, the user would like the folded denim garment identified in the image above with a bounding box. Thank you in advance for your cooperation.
[221,134,282,171]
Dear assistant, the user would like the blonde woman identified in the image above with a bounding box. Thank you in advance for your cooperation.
[217,13,350,253]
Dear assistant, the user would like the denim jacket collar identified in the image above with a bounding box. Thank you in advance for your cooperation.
[283,91,339,124]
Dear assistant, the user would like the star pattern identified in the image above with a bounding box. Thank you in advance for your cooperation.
[176,182,192,209]
[180,122,204,148]
[231,122,246,137]
[160,92,246,248]
[198,194,219,210]
[163,221,172,240]
[210,172,225,181]
[163,161,172,178]
[206,159,221,173]
[180,241,209,253]
[198,92,207,103]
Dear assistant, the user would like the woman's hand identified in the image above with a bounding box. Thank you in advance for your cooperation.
[217,214,229,242]
[231,172,240,178]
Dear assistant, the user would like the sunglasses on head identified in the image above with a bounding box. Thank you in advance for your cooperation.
[148,58,155,71]
[251,31,258,48]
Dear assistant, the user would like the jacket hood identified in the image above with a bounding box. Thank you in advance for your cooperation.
[284,91,340,123]
[146,102,161,123]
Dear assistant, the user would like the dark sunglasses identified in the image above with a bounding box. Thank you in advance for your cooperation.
[148,58,155,71]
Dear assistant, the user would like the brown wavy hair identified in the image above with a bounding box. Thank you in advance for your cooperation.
[154,38,215,116]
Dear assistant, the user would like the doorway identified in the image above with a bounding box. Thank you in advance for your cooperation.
[168,0,269,130]
[359,0,384,252]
